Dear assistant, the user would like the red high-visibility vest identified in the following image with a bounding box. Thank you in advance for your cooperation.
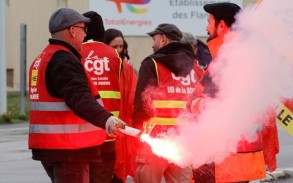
[81,41,122,117]
[28,44,106,149]
[148,59,202,126]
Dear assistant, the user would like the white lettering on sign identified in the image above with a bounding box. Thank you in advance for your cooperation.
[84,50,110,75]
[89,0,243,36]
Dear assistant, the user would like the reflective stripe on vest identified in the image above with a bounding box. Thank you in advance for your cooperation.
[149,117,190,125]
[30,99,104,112]
[97,91,120,117]
[30,102,69,111]
[99,91,121,117]
[111,111,119,117]
[151,100,189,125]
[99,91,121,99]
[29,123,101,134]
[153,100,187,109]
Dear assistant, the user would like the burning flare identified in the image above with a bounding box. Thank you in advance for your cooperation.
[140,134,192,167]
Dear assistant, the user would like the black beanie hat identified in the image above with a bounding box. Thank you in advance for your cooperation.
[82,11,105,42]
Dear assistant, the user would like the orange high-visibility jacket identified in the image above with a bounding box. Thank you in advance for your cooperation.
[29,44,106,149]
[209,35,266,182]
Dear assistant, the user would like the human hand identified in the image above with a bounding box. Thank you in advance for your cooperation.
[105,116,126,136]
[190,97,205,115]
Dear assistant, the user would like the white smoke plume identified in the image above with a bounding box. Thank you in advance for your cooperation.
[146,0,293,168]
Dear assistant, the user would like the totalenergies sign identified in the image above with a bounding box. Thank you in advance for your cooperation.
[107,0,151,14]
[89,0,242,36]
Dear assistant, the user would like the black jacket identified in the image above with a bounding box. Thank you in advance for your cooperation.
[132,42,196,129]
[32,39,112,162]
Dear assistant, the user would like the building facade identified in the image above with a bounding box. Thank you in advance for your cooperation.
[4,0,256,90]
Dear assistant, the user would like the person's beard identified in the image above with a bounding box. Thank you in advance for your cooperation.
[207,29,218,42]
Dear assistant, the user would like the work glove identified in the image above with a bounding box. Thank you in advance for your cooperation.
[105,116,126,136]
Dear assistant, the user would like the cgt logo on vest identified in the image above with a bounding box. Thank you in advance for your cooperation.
[107,0,151,14]
[171,69,197,86]
[84,51,110,75]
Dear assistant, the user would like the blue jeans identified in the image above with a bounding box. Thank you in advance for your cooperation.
[41,161,89,183]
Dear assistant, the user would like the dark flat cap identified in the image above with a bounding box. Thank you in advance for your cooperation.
[204,2,241,27]
[147,23,182,41]
[49,8,90,33]
[83,11,105,42]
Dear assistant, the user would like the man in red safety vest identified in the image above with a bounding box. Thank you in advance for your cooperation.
[132,23,203,183]
[80,11,137,183]
[28,8,125,183]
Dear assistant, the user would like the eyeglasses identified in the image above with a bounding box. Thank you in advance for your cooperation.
[72,26,87,33]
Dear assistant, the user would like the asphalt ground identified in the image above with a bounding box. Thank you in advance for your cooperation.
[0,122,292,183]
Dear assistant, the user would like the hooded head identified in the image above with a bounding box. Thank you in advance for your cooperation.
[82,11,105,42]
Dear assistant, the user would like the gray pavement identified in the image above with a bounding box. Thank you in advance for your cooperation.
[0,123,47,183]
[0,122,292,183]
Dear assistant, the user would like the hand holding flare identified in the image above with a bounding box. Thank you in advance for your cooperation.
[118,122,155,139]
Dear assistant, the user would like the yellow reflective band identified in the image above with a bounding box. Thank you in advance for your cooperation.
[111,111,119,117]
[276,103,293,137]
[153,100,187,108]
[99,91,121,99]
[150,117,189,125]
[152,58,159,82]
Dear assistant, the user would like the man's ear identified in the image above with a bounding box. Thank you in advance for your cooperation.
[162,34,170,45]
[218,20,226,30]
[68,27,76,38]
[217,20,230,35]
